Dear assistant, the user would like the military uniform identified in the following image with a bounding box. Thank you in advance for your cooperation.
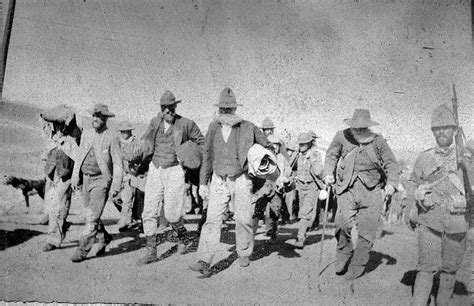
[409,104,469,306]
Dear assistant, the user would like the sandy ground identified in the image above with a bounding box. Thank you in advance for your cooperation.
[0,101,472,304]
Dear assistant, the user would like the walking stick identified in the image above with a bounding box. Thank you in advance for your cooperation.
[318,185,332,275]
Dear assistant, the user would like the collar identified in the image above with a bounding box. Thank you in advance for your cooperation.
[120,135,136,144]
[434,143,455,155]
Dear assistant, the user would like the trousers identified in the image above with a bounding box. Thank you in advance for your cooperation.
[197,172,257,264]
[142,163,186,236]
[79,174,111,251]
[44,175,72,247]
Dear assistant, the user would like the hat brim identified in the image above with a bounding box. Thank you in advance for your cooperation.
[343,118,379,128]
[88,109,116,117]
[118,127,135,131]
[160,100,182,106]
[214,103,243,107]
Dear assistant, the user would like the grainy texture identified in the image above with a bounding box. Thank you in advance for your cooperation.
[2,1,473,161]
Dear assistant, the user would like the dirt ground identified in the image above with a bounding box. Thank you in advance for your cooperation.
[0,101,472,304]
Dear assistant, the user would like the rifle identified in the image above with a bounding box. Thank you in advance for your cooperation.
[451,84,473,218]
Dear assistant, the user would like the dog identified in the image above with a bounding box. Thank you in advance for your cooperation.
[3,175,46,209]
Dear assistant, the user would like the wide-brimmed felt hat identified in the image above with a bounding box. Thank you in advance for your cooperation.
[117,121,135,131]
[88,103,115,117]
[160,90,182,106]
[214,87,243,108]
[297,132,313,145]
[343,109,378,128]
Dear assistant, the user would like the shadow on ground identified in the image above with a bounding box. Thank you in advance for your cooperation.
[400,270,471,304]
[364,251,397,274]
[191,222,335,278]
[0,228,43,250]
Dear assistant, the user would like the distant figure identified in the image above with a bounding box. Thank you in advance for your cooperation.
[253,134,292,243]
[292,132,324,249]
[407,105,470,305]
[260,117,290,161]
[116,121,143,232]
[189,87,270,276]
[70,104,123,262]
[324,109,398,280]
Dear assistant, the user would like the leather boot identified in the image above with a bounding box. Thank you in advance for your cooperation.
[436,272,456,306]
[264,216,274,236]
[137,235,158,266]
[71,236,94,263]
[345,236,373,280]
[335,229,353,275]
[175,226,192,255]
[96,230,113,257]
[412,271,434,306]
[269,221,278,244]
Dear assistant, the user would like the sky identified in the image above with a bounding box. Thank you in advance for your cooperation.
[3,0,473,162]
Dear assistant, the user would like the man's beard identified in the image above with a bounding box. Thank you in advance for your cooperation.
[352,129,374,144]
[163,113,175,123]
[216,113,243,126]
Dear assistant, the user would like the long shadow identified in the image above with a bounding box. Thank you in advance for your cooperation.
[0,228,43,250]
[94,230,145,258]
[364,250,397,275]
[194,223,334,278]
[401,270,471,302]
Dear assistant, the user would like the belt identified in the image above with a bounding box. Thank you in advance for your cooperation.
[298,179,314,185]
[83,172,102,177]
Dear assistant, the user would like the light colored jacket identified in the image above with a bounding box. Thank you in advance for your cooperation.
[72,127,123,193]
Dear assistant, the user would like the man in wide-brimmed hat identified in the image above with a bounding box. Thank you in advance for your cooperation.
[323,108,399,280]
[137,90,204,265]
[189,87,270,276]
[407,104,470,305]
[292,132,324,248]
[115,121,143,232]
[70,103,123,262]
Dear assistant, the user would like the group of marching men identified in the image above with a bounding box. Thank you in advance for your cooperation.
[39,87,473,304]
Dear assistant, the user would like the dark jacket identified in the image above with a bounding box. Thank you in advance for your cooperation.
[141,113,204,165]
[200,119,270,185]
[324,128,399,195]
[44,147,74,181]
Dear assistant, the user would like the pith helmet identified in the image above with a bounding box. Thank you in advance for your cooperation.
[261,117,275,129]
[297,132,313,145]
[160,91,181,106]
[267,134,281,144]
[431,104,456,128]
[117,121,135,131]
[343,109,379,128]
[214,87,243,108]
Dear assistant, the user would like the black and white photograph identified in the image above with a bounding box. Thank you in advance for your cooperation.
[0,0,473,304]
